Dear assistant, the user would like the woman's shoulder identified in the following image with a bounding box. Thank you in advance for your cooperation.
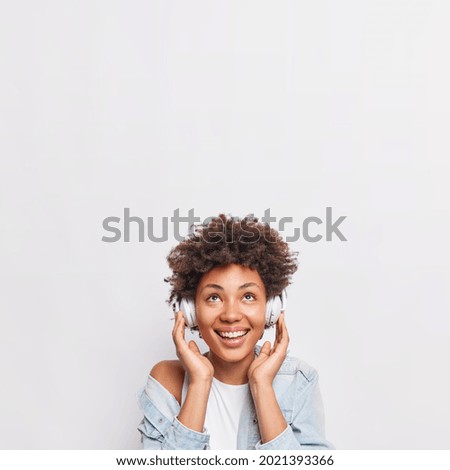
[149,360,185,405]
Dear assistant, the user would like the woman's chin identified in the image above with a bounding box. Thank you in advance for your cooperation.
[210,342,258,364]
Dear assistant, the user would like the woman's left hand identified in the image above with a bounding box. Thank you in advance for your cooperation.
[247,312,290,387]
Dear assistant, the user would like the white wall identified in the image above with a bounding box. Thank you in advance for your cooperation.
[1,0,449,449]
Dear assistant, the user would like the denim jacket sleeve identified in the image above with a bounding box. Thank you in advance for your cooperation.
[255,368,334,450]
[136,374,210,450]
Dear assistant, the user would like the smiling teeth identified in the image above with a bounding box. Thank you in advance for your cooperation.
[218,330,247,338]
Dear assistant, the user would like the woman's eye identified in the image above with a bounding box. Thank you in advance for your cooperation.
[208,294,220,302]
[243,293,256,301]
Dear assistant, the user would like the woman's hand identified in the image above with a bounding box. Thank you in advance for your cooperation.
[247,313,289,387]
[172,310,214,385]
[247,314,291,444]
[172,311,213,433]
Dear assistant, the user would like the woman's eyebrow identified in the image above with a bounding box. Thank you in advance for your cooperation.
[201,282,261,292]
[238,282,261,290]
[202,283,224,292]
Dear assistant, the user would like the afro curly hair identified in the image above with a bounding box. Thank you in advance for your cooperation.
[164,213,298,307]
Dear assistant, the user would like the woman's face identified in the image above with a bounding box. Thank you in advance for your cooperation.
[195,263,267,364]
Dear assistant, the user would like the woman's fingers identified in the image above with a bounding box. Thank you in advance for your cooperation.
[172,311,187,350]
[274,319,282,351]
[273,313,289,355]
[279,313,289,350]
[172,310,182,332]
[267,313,284,356]
[272,314,282,348]
[188,340,201,355]
[260,341,271,357]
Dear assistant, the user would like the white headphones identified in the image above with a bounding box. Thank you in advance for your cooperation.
[171,289,287,331]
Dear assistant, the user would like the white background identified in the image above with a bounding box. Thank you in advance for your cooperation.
[1,0,449,449]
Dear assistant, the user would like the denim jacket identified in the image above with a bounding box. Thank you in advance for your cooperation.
[136,345,334,450]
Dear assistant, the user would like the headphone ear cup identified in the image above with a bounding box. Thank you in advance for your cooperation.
[280,288,287,312]
[265,297,275,327]
[171,299,180,314]
[265,289,288,327]
[180,298,197,329]
[270,296,282,325]
[187,299,197,328]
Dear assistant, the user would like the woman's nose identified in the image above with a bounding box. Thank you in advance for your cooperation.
[219,301,243,322]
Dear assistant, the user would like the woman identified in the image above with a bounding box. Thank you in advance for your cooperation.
[137,214,333,450]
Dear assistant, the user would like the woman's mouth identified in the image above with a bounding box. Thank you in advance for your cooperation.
[214,329,249,347]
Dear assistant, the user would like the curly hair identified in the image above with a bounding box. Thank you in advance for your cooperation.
[164,213,298,305]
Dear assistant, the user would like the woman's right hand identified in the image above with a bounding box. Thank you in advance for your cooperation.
[172,310,214,384]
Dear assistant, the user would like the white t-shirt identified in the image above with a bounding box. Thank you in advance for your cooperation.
[203,377,250,450]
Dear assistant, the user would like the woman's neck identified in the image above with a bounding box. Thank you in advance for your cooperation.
[205,349,255,385]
